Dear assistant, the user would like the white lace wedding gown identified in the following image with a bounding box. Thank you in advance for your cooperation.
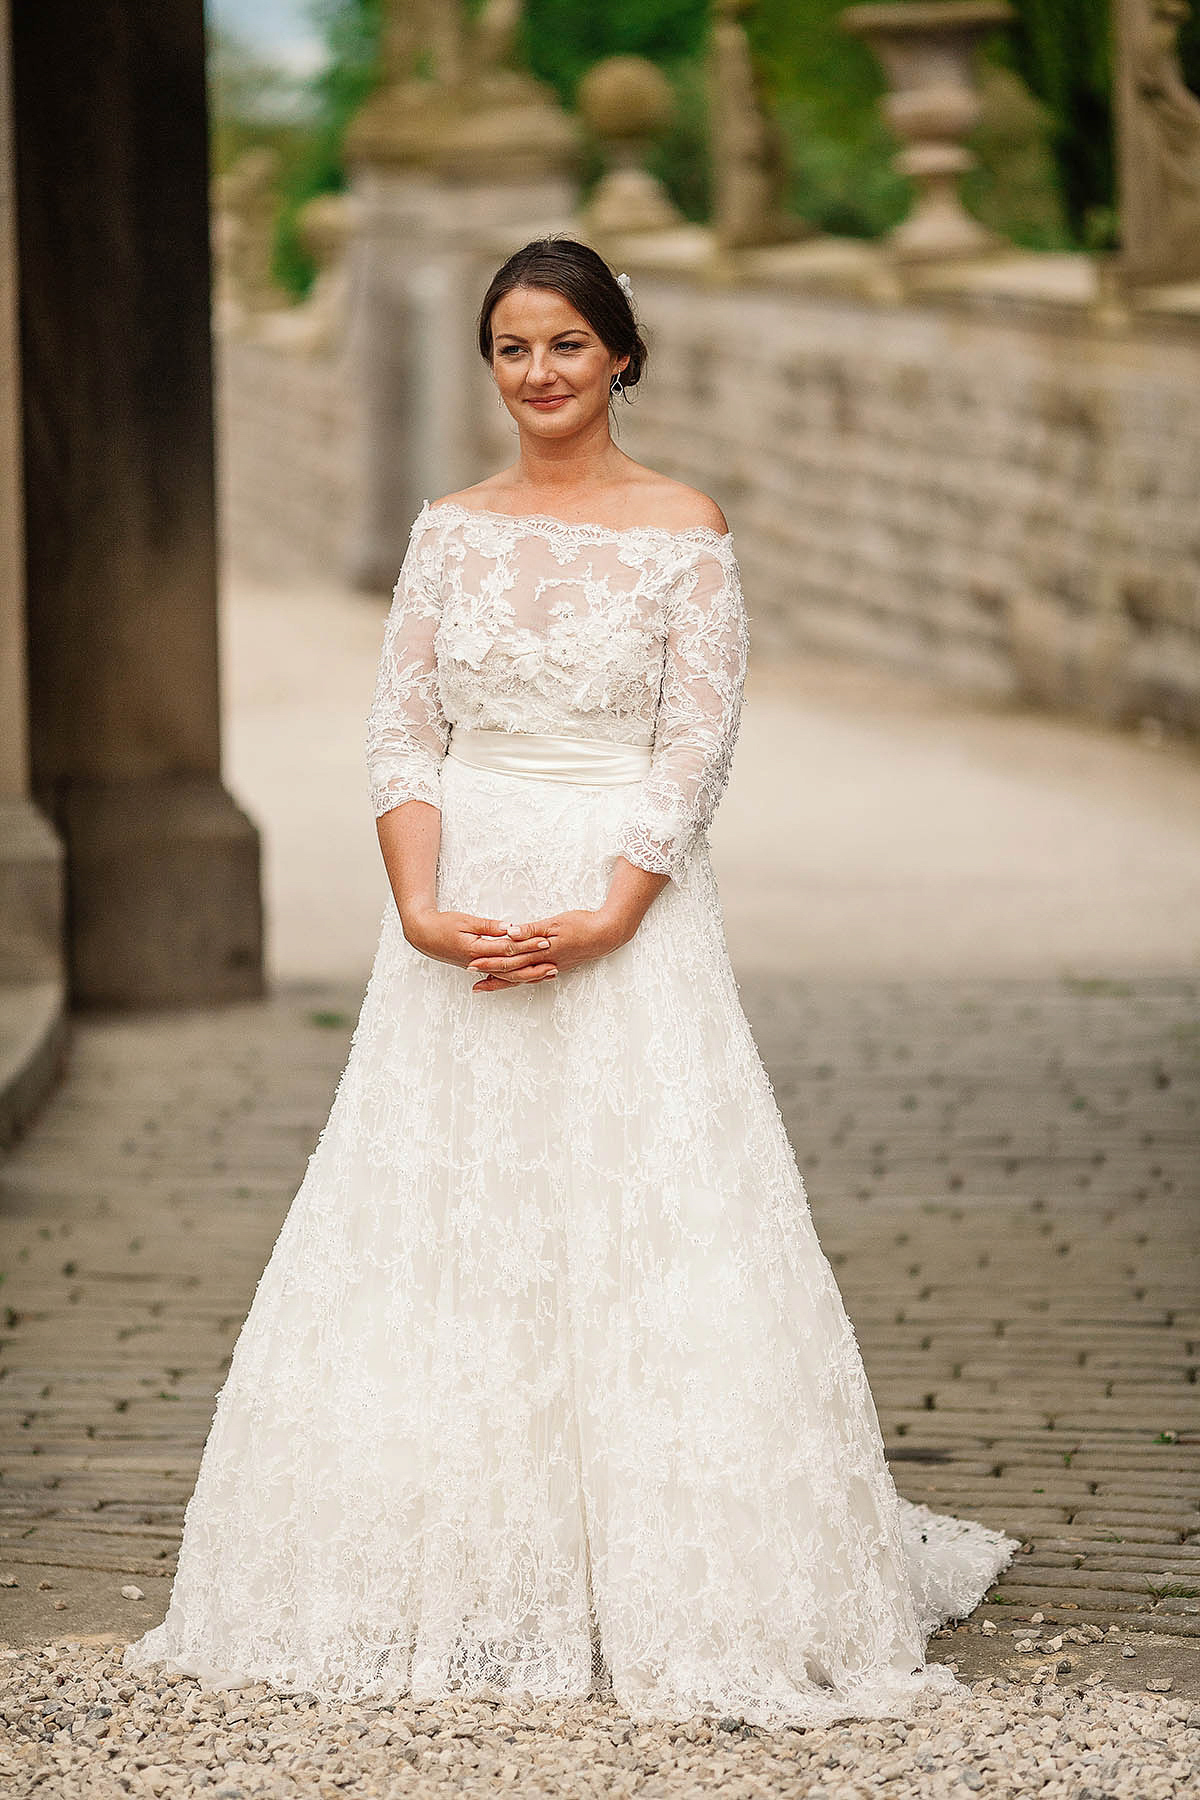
[122,500,1018,1728]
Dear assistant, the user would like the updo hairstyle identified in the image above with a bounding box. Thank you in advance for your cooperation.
[477,237,649,399]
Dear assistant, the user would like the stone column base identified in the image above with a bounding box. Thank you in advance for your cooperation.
[0,798,65,983]
[59,776,264,1010]
[0,799,69,1147]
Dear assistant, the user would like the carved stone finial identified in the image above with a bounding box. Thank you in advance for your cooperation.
[577,56,683,236]
[344,0,461,167]
[841,0,1013,263]
[710,0,806,251]
[433,0,581,182]
[1115,0,1200,285]
[377,0,427,87]
[473,0,520,72]
[345,0,577,179]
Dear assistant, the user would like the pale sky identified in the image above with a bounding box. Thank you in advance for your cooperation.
[206,0,328,77]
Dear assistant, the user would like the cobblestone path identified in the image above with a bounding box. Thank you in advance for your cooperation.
[0,970,1197,1661]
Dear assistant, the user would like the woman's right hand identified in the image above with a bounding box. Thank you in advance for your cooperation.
[401,909,558,987]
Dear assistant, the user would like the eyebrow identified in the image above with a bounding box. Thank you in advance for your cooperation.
[493,327,593,343]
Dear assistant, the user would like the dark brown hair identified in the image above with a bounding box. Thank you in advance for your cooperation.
[477,237,649,397]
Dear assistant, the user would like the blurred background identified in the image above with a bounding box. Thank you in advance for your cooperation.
[3,0,1200,1116]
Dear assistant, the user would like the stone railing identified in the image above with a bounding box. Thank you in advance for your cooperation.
[210,0,1200,732]
[604,239,1200,731]
[213,179,361,584]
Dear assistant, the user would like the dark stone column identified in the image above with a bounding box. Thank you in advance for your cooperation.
[0,0,69,1146]
[12,0,263,1008]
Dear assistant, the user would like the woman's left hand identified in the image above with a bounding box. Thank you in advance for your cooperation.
[467,908,631,992]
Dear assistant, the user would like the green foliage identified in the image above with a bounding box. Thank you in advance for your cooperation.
[1187,8,1200,88]
[207,7,384,299]
[519,0,712,221]
[208,27,312,186]
[213,0,1200,280]
[272,1,384,298]
[738,0,906,238]
[1003,0,1200,248]
[644,56,712,224]
[518,0,709,101]
[1000,0,1113,245]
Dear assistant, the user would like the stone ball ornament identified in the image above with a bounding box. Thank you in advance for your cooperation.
[577,56,676,143]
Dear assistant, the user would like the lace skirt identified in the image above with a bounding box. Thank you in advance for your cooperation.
[122,752,1019,1728]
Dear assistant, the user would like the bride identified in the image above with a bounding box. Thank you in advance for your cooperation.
[123,236,1018,1728]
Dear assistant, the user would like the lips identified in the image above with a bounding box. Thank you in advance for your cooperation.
[526,395,570,408]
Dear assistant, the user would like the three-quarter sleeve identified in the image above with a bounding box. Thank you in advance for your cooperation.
[616,538,749,880]
[365,518,450,817]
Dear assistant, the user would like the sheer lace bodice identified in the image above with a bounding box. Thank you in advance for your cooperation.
[365,500,749,879]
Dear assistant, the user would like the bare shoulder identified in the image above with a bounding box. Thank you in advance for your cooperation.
[631,474,729,535]
[427,474,516,514]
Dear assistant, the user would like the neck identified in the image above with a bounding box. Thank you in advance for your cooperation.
[514,410,626,494]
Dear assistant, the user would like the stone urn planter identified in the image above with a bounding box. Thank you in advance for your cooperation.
[841,0,1013,261]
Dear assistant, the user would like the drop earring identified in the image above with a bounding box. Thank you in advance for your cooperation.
[610,372,624,399]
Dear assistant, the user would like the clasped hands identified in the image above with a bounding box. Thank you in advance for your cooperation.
[402,907,632,993]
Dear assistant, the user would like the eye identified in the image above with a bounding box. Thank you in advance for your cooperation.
[497,345,523,357]
[555,341,585,352]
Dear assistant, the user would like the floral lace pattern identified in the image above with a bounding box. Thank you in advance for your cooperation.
[364,501,749,879]
[123,506,1019,1728]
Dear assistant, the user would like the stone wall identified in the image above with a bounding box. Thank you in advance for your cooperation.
[611,268,1200,730]
[215,333,361,584]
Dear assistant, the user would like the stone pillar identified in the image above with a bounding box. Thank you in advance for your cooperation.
[0,4,27,813]
[1114,0,1200,286]
[0,0,67,1144]
[344,0,580,592]
[0,0,65,986]
[12,0,263,1010]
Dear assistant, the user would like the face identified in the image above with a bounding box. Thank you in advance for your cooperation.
[489,284,629,436]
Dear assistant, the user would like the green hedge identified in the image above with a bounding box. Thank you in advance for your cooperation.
[214,0,1200,296]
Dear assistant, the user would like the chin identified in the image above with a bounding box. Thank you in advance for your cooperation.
[520,401,605,432]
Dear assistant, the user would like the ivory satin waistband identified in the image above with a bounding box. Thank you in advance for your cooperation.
[445,725,653,787]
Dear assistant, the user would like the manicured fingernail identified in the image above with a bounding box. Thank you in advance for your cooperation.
[539,939,550,948]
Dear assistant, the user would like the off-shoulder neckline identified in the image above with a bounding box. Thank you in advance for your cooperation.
[419,497,734,547]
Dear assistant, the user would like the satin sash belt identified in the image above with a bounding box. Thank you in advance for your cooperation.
[445,725,653,787]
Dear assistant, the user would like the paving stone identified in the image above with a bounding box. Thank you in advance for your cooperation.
[0,970,1197,1659]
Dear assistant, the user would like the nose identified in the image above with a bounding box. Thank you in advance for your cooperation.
[527,349,558,386]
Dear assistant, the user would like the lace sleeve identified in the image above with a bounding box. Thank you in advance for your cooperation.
[365,517,450,817]
[616,537,749,880]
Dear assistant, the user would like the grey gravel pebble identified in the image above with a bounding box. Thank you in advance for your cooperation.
[2,1640,1199,1799]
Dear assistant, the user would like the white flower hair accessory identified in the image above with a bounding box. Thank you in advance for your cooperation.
[616,271,634,304]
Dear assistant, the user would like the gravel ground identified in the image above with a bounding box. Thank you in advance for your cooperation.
[4,1637,1198,1799]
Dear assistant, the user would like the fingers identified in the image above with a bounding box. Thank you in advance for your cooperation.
[472,963,557,991]
[466,929,552,969]
[515,918,555,940]
[468,947,555,973]
[462,918,557,989]
[473,917,547,945]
